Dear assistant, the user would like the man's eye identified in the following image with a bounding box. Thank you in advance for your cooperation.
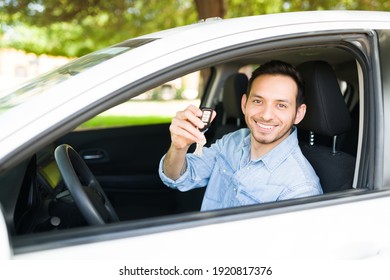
[278,103,287,108]
[253,99,262,104]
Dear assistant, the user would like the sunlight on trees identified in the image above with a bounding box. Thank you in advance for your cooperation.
[0,0,389,57]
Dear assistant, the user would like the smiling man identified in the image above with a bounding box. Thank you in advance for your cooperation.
[159,60,323,211]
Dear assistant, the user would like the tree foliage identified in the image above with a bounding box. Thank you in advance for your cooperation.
[226,0,390,17]
[1,0,389,57]
[0,0,198,56]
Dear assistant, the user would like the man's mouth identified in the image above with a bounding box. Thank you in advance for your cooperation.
[255,121,275,130]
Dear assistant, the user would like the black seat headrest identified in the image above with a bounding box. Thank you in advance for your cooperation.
[222,73,248,120]
[297,61,351,137]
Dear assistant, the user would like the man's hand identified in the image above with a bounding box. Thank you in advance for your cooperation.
[169,105,216,150]
[163,105,216,180]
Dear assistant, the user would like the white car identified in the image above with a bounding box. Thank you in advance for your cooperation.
[1,10,390,265]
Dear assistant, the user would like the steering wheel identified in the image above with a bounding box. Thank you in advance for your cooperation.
[54,144,119,225]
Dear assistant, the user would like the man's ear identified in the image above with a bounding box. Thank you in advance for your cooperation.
[241,93,247,115]
[294,104,306,125]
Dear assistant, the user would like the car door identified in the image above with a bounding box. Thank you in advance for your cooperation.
[55,74,210,221]
[0,209,11,260]
[56,123,175,221]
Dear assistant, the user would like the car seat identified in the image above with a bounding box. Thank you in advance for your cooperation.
[209,72,248,143]
[296,60,356,193]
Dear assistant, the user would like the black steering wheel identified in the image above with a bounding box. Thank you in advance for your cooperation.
[54,144,119,225]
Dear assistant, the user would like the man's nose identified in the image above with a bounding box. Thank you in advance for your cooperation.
[260,105,274,120]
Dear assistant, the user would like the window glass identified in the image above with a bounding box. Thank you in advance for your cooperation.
[0,39,155,115]
[77,70,208,130]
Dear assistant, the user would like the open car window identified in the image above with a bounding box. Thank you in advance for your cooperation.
[76,70,206,130]
[0,39,156,116]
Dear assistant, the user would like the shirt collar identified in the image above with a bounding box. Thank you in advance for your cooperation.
[243,126,299,171]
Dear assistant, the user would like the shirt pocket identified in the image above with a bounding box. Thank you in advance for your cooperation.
[237,184,285,205]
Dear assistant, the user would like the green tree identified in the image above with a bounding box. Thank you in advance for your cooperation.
[1,0,390,57]
[226,0,390,17]
[0,0,198,56]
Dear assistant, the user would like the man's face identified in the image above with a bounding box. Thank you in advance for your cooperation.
[241,74,306,154]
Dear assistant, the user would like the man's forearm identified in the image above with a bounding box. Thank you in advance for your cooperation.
[163,144,189,180]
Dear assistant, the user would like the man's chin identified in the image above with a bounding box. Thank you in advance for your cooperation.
[251,133,276,145]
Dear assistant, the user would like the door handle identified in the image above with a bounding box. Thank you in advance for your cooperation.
[83,154,104,160]
[80,149,108,161]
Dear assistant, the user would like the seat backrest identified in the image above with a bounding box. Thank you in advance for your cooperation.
[296,60,356,193]
[210,73,248,142]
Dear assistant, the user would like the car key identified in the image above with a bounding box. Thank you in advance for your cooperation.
[194,107,213,156]
[198,107,213,132]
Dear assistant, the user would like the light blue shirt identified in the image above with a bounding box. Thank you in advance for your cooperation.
[159,127,323,211]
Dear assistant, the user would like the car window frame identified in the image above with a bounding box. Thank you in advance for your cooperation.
[9,30,388,255]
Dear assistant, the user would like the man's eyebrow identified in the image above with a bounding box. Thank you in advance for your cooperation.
[275,98,292,104]
[250,93,292,104]
[249,93,263,99]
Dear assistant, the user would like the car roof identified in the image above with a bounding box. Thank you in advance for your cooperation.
[138,10,390,40]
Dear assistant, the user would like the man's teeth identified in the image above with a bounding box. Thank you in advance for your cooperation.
[257,122,273,129]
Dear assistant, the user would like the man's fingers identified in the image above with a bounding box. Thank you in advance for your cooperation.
[171,117,204,140]
[176,107,204,129]
[169,105,214,149]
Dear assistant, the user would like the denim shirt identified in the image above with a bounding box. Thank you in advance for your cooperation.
[159,127,323,211]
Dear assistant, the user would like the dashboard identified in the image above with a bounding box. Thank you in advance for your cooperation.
[12,144,86,235]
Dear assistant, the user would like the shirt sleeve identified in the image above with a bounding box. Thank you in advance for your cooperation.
[158,145,219,192]
[158,129,246,193]
[278,181,323,201]
[158,154,191,189]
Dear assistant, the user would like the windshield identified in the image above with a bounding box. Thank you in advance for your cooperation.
[0,38,156,115]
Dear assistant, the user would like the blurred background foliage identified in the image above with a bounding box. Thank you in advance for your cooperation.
[1,0,389,57]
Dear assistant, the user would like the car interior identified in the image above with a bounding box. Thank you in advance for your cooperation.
[0,35,371,252]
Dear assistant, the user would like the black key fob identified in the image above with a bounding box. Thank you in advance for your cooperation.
[199,107,213,132]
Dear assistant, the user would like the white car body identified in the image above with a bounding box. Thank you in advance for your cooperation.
[1,10,390,265]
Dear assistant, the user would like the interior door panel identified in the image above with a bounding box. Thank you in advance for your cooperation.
[56,124,203,220]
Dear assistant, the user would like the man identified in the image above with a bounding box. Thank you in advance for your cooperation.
[159,60,323,211]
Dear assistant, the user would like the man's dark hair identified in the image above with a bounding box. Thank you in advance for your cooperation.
[247,60,305,107]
